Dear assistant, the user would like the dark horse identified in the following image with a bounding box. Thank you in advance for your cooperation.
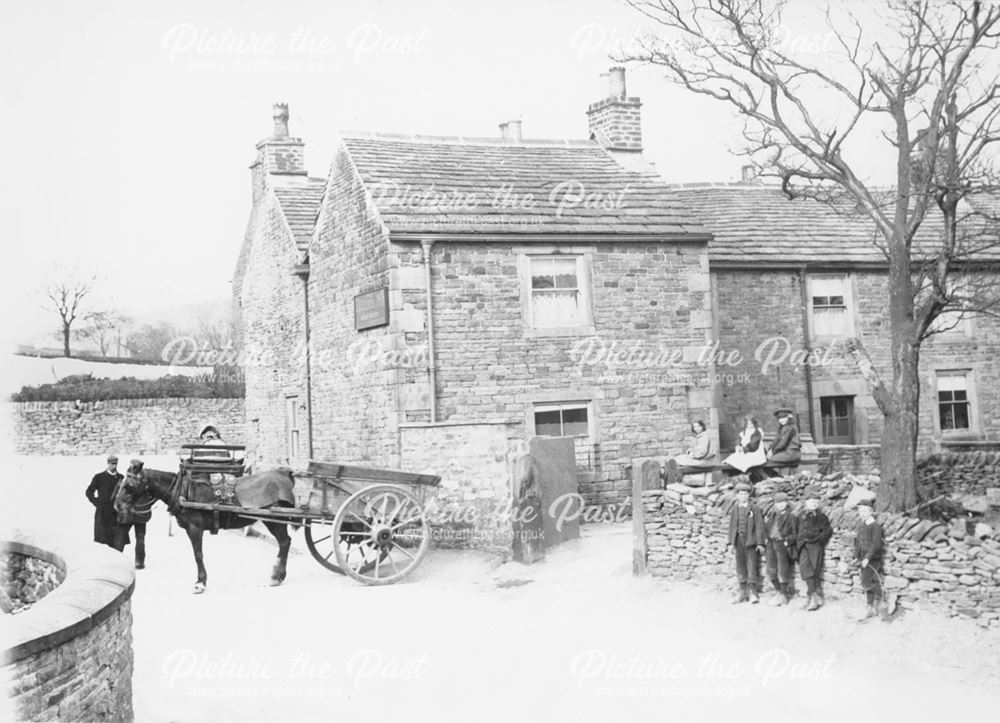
[125,460,294,594]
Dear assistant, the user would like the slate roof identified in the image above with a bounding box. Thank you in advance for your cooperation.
[340,132,708,239]
[670,183,1000,265]
[273,178,326,250]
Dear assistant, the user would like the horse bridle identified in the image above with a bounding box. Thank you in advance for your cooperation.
[127,464,182,515]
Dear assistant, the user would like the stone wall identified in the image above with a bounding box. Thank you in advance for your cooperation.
[399,421,520,552]
[2,530,135,721]
[11,398,245,455]
[712,269,1000,454]
[817,445,880,475]
[1,552,65,614]
[636,471,1000,628]
[917,451,1000,497]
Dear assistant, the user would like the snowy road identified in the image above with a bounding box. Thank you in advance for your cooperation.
[7,455,1000,722]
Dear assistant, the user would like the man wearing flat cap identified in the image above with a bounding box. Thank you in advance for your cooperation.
[85,454,123,548]
[727,479,766,603]
[768,409,801,468]
[764,492,798,605]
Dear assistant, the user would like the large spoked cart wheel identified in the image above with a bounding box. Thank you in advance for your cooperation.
[304,517,394,577]
[295,461,439,584]
[328,484,430,585]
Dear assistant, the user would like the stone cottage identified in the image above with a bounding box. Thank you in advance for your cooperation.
[671,182,1000,455]
[233,71,718,530]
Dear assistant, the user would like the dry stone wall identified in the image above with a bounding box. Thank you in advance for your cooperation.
[640,472,1000,628]
[917,451,1000,497]
[2,530,135,721]
[11,398,245,455]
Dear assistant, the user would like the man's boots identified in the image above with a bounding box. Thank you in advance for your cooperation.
[805,593,819,611]
[749,586,760,604]
[732,584,749,604]
[814,591,825,610]
[771,583,788,606]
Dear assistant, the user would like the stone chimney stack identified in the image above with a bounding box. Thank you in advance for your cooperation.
[586,66,642,153]
[251,102,306,200]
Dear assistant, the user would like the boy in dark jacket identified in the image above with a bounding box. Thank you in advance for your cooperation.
[854,501,884,621]
[796,492,833,611]
[764,492,798,605]
[727,479,766,604]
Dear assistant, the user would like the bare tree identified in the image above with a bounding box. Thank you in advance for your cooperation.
[77,310,131,357]
[192,302,233,351]
[44,270,96,357]
[620,0,1000,511]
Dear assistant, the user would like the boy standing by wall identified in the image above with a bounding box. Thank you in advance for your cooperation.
[764,492,798,606]
[854,501,885,621]
[797,492,833,611]
[727,479,766,604]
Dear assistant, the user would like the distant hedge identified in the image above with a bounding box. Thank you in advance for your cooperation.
[12,372,244,402]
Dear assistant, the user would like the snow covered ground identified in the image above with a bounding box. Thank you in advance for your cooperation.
[5,454,1000,722]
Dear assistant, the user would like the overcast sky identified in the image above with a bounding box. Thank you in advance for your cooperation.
[1,0,894,348]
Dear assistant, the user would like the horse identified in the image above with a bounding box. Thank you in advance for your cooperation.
[124,459,294,594]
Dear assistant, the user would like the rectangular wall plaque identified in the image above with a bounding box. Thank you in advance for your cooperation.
[354,287,390,331]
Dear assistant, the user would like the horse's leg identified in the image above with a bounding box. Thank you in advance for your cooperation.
[264,521,291,586]
[134,523,147,569]
[185,524,208,593]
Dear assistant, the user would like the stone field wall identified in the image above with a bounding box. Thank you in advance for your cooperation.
[11,398,245,455]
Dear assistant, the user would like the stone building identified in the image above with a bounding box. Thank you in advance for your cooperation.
[672,182,1000,454]
[234,71,717,519]
[234,69,1000,535]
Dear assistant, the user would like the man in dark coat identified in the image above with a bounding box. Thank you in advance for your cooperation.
[854,501,884,620]
[727,479,766,604]
[764,492,798,606]
[796,492,833,611]
[86,454,123,548]
[768,409,801,466]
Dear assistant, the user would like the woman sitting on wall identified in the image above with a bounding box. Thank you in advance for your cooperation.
[723,416,767,475]
[674,420,718,468]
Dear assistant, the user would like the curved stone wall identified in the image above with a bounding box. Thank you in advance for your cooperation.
[1,530,135,721]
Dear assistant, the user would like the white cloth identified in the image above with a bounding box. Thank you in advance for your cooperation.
[724,428,767,472]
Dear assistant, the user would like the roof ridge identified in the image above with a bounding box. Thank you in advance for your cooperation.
[339,130,598,148]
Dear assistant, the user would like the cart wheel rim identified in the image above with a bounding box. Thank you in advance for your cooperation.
[332,484,430,585]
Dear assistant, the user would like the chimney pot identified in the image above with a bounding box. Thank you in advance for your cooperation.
[741,165,757,182]
[507,119,522,142]
[499,121,509,140]
[273,102,289,137]
[609,67,627,99]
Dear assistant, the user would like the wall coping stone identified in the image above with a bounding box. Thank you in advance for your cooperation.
[1,529,135,664]
[12,397,242,413]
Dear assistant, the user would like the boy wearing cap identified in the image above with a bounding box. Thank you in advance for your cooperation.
[768,409,801,467]
[854,502,884,620]
[85,455,123,548]
[727,479,766,603]
[764,492,798,605]
[796,493,833,611]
